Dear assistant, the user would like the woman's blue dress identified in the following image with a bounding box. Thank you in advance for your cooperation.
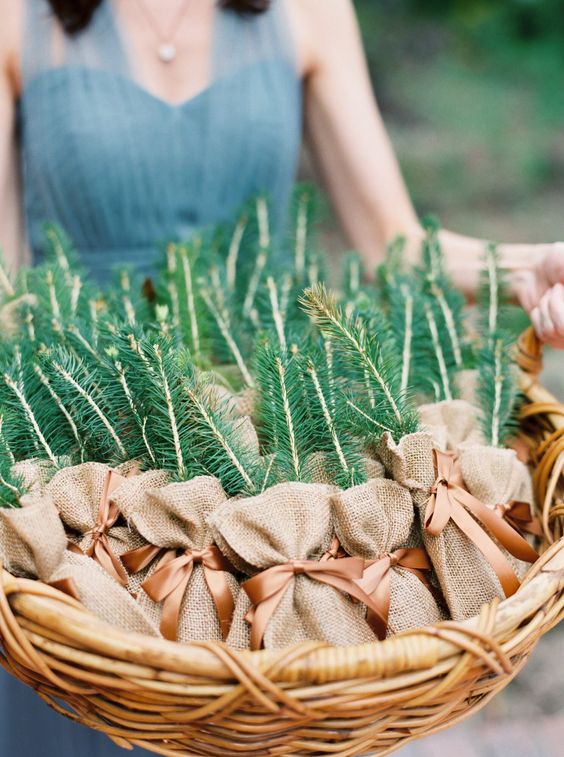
[2,1,302,753]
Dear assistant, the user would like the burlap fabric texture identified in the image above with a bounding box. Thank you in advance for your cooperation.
[0,493,159,636]
[45,463,155,587]
[114,475,240,643]
[208,481,376,650]
[419,400,485,450]
[378,432,537,621]
[332,479,445,636]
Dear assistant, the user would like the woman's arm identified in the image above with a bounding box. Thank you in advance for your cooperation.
[293,0,564,344]
[0,0,25,273]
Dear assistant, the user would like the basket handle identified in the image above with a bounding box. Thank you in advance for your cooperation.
[516,326,544,377]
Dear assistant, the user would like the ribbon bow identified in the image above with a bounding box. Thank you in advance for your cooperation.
[243,556,381,651]
[355,547,432,640]
[425,449,538,598]
[125,544,236,642]
[85,469,128,587]
[494,501,542,538]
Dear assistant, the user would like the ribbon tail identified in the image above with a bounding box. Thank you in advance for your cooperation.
[121,543,164,574]
[247,584,289,651]
[91,538,129,587]
[159,572,192,642]
[49,577,81,601]
[455,487,539,564]
[312,571,391,641]
[450,504,521,597]
[203,566,235,642]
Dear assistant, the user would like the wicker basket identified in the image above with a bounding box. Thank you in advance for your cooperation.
[0,329,562,757]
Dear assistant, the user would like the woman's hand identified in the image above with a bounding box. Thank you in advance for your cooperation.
[521,243,564,348]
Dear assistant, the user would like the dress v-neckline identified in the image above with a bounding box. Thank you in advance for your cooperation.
[105,0,221,109]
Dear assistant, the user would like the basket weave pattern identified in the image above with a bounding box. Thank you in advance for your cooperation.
[0,330,562,757]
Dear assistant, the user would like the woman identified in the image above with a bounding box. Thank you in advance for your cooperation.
[0,2,562,755]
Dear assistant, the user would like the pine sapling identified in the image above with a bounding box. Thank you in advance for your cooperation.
[300,284,419,442]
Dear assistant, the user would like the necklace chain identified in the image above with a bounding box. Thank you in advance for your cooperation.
[136,0,192,62]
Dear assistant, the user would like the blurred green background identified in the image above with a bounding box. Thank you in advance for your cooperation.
[354,0,564,243]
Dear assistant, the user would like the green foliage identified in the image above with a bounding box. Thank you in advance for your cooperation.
[254,339,316,484]
[299,345,367,489]
[300,284,419,442]
[476,337,520,447]
[475,243,521,446]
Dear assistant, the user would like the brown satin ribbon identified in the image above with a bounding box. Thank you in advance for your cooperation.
[320,537,348,562]
[243,556,381,651]
[494,501,542,538]
[84,469,129,587]
[48,577,81,601]
[355,547,432,640]
[125,544,236,642]
[425,449,539,598]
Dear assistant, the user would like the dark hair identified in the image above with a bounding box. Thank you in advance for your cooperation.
[47,0,270,35]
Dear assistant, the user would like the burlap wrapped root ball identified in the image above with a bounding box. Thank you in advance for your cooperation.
[332,478,445,636]
[378,431,537,621]
[418,399,485,451]
[114,474,240,643]
[0,493,159,636]
[208,481,376,650]
[45,462,162,585]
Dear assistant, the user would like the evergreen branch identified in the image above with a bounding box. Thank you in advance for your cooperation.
[266,276,287,352]
[153,343,186,478]
[424,302,453,402]
[105,347,157,465]
[70,275,83,320]
[0,251,15,298]
[226,215,248,292]
[200,284,255,388]
[243,248,268,318]
[256,196,270,251]
[46,270,62,323]
[179,243,201,356]
[399,284,414,395]
[294,192,309,281]
[184,385,257,493]
[477,335,520,447]
[0,415,15,465]
[1,372,59,466]
[300,284,417,441]
[33,364,84,459]
[345,399,395,435]
[48,352,127,459]
[430,281,463,367]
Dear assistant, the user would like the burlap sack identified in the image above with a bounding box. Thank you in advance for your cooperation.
[11,459,55,496]
[0,494,66,580]
[45,463,151,586]
[0,494,159,637]
[458,442,536,579]
[332,479,444,635]
[378,432,535,621]
[50,550,160,636]
[208,482,375,650]
[419,400,484,451]
[113,475,240,643]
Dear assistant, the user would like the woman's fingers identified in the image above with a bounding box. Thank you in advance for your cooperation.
[531,285,564,349]
[544,243,564,287]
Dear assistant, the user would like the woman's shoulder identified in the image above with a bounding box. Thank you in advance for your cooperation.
[0,0,24,95]
[284,0,358,75]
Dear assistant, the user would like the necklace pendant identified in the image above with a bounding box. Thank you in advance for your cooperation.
[158,42,177,63]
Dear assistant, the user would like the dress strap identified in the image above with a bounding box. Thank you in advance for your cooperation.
[21,0,126,90]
